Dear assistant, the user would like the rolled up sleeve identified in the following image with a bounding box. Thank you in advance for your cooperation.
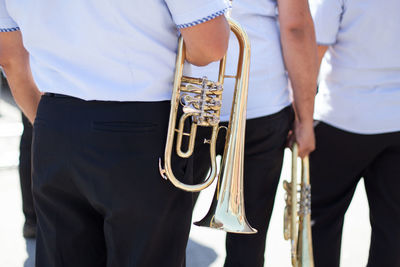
[309,0,344,45]
[165,0,228,29]
[0,0,18,32]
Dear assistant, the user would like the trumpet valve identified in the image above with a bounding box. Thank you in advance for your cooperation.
[180,76,223,127]
[299,184,312,215]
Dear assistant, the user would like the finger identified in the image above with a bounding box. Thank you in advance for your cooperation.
[298,148,308,159]
[298,145,315,158]
[286,133,295,149]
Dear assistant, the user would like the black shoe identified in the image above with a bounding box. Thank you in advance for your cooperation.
[23,222,36,239]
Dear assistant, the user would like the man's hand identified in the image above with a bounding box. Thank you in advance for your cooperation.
[287,119,315,158]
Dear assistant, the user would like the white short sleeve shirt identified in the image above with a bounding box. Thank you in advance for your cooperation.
[192,0,291,121]
[0,0,228,102]
[310,0,400,134]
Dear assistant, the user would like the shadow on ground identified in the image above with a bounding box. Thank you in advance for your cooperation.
[186,238,218,267]
[24,239,35,267]
[21,238,216,267]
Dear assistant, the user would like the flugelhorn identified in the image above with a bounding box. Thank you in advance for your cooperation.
[158,17,257,234]
[283,143,314,267]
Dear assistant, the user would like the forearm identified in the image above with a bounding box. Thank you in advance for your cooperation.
[181,15,230,66]
[277,0,318,157]
[281,23,318,123]
[0,31,41,123]
[4,64,41,124]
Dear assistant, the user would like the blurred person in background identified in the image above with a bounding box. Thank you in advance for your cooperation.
[0,20,40,240]
[0,69,37,238]
[192,0,318,266]
[309,0,400,266]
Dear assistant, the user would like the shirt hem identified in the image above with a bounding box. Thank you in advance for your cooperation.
[220,102,292,122]
[317,41,335,46]
[314,116,400,135]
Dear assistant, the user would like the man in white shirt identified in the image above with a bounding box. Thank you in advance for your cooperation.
[0,1,229,266]
[309,0,400,266]
[192,0,317,266]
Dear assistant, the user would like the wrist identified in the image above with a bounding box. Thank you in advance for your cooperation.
[295,116,314,125]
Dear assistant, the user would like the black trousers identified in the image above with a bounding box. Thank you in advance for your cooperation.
[32,95,193,267]
[310,122,400,267]
[193,106,293,267]
[19,113,36,225]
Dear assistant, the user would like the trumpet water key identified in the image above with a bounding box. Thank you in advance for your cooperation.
[158,18,257,234]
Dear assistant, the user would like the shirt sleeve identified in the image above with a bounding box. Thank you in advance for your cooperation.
[0,0,19,32]
[165,0,229,29]
[309,0,344,45]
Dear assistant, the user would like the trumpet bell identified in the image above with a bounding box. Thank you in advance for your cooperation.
[194,202,257,234]
[194,154,257,233]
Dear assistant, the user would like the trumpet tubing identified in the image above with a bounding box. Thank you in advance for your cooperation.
[158,18,256,234]
[283,144,314,267]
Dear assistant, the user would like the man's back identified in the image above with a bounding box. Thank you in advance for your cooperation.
[310,0,400,134]
[5,0,228,101]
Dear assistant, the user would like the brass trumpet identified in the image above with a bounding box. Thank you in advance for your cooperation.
[283,143,314,267]
[158,17,257,234]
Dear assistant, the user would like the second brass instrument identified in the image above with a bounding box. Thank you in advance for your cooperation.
[158,18,256,234]
[283,143,314,267]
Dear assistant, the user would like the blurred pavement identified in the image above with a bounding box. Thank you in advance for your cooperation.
[0,83,371,267]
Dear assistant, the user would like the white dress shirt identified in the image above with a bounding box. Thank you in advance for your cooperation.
[0,0,228,102]
[310,0,400,134]
[192,0,291,121]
